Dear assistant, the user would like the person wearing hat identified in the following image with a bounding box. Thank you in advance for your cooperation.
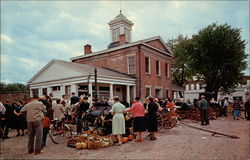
[73,96,90,135]
[198,95,209,125]
[147,96,159,141]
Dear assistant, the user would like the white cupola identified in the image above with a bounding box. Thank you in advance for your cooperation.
[108,10,133,47]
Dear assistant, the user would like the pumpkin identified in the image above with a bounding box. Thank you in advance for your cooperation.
[121,137,129,143]
[128,135,134,141]
[81,142,88,149]
[76,142,82,150]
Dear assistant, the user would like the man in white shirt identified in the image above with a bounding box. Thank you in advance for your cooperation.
[20,94,46,154]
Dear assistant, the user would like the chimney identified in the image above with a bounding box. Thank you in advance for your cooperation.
[84,44,92,54]
[119,34,126,45]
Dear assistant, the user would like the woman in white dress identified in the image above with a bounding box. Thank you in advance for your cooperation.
[110,96,126,145]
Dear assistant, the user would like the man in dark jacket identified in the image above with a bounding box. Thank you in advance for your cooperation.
[2,99,14,140]
[73,96,90,135]
[70,92,79,105]
[121,97,129,108]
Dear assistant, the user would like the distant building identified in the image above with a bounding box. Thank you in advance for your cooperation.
[28,11,173,103]
[184,76,250,101]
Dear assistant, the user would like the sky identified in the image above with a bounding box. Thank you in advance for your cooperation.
[1,1,249,84]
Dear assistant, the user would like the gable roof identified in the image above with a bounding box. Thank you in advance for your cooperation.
[28,59,136,84]
[70,36,173,61]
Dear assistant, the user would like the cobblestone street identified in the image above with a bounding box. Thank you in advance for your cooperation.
[1,116,249,160]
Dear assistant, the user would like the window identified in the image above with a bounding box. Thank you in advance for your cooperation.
[156,60,160,76]
[112,28,120,42]
[165,63,169,78]
[128,56,135,74]
[145,57,150,74]
[52,86,60,91]
[145,88,151,97]
[155,88,162,98]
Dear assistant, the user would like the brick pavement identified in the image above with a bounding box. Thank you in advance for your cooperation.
[1,116,249,159]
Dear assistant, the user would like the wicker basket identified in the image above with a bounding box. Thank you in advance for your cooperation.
[78,135,87,143]
[110,135,118,143]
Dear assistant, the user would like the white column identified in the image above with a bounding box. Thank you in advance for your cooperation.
[197,84,200,90]
[133,85,136,100]
[30,89,33,98]
[110,84,113,99]
[38,88,42,97]
[71,84,78,95]
[47,87,52,95]
[88,83,93,96]
[191,84,194,90]
[126,85,130,106]
[61,85,65,99]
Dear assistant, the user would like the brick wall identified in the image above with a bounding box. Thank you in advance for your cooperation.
[139,45,172,98]
[73,39,173,99]
[0,92,29,104]
[74,46,138,75]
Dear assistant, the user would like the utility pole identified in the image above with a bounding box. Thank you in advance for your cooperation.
[94,67,98,99]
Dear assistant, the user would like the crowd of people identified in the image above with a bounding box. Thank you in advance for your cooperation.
[0,92,250,154]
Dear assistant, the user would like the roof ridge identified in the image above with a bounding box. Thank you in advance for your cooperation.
[70,36,167,61]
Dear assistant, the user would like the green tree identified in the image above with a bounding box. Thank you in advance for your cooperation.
[189,23,247,95]
[0,82,28,92]
[167,35,195,86]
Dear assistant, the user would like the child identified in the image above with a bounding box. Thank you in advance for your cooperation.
[42,114,50,148]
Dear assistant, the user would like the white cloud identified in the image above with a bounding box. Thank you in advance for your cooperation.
[1,53,10,64]
[18,57,41,68]
[1,33,13,43]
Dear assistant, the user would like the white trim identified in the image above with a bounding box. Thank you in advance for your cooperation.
[142,43,172,57]
[126,53,136,57]
[28,59,135,84]
[155,86,163,89]
[70,36,173,61]
[30,76,136,89]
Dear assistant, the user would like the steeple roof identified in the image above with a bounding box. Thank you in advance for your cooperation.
[108,10,133,26]
[113,10,128,20]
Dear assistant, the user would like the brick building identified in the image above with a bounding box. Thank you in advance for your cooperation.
[28,11,173,103]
